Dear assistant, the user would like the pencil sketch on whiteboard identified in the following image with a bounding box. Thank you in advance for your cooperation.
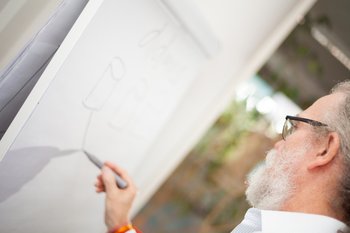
[0,0,216,232]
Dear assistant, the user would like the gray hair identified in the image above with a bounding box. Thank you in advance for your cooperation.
[329,80,350,227]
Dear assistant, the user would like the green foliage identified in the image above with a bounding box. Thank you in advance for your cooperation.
[193,99,262,173]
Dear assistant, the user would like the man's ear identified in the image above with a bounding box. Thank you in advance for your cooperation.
[307,132,340,170]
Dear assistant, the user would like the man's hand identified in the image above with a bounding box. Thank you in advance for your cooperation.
[95,162,137,231]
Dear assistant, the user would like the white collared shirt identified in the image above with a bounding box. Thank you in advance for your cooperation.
[261,209,347,233]
[232,208,348,233]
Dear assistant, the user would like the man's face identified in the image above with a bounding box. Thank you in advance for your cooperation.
[245,93,343,210]
[245,145,309,210]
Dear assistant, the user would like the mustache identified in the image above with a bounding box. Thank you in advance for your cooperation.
[265,149,278,167]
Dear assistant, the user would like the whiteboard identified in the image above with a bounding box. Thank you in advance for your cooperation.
[0,0,207,232]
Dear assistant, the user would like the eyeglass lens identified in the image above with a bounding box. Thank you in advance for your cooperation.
[283,118,294,140]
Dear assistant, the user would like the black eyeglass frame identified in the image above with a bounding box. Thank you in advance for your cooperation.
[282,115,328,140]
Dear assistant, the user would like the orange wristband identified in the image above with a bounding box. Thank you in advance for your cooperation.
[109,224,134,233]
[116,224,133,233]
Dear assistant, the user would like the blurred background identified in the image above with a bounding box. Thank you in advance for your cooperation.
[134,0,350,232]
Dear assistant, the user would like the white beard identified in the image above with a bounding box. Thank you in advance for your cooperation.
[245,147,305,210]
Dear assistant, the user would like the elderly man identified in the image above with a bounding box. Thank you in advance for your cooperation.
[95,80,350,233]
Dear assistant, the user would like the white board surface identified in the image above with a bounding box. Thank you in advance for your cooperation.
[0,0,207,231]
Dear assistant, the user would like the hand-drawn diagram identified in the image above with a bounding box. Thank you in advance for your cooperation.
[83,57,126,111]
[138,23,169,48]
[80,20,203,160]
[0,0,206,232]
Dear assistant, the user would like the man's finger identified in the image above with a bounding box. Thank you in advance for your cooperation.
[101,166,118,193]
[95,181,105,190]
[104,161,135,188]
[96,187,105,193]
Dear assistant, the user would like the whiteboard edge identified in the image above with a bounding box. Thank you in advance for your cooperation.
[0,0,105,161]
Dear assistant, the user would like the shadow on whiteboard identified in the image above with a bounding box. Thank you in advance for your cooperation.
[0,146,77,203]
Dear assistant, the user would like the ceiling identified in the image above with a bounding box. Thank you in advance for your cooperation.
[260,0,350,108]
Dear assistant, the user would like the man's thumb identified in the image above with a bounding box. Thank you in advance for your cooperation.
[102,166,117,193]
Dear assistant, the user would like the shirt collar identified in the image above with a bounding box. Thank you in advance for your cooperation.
[261,209,347,233]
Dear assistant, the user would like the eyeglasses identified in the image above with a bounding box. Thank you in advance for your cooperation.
[282,115,328,140]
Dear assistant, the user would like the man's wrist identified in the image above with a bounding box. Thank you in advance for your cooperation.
[108,223,137,233]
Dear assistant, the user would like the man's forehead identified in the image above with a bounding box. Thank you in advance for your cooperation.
[299,93,343,119]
